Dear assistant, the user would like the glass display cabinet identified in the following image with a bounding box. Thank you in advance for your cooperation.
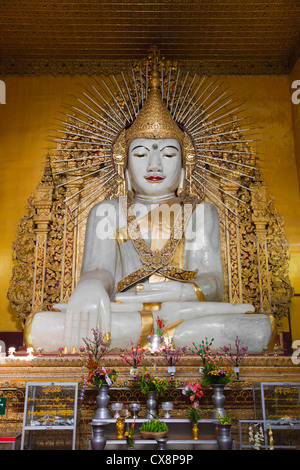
[250,381,300,449]
[21,381,78,450]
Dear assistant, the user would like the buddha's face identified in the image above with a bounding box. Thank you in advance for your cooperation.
[127,138,183,197]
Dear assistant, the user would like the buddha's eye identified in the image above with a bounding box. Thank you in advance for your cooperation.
[163,153,176,158]
[133,153,148,158]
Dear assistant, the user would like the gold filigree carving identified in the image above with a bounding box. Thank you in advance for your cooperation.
[7,194,36,323]
[6,57,294,349]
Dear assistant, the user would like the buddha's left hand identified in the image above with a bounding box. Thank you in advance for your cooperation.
[115,280,199,302]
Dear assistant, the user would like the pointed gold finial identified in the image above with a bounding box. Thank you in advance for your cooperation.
[125,47,184,148]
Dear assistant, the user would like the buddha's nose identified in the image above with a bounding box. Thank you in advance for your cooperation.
[147,150,163,172]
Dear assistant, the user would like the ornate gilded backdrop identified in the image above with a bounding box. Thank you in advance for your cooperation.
[7,50,294,348]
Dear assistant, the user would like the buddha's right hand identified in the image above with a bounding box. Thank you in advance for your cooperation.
[66,278,111,341]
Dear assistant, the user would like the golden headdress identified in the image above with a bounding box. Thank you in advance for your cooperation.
[125,63,184,148]
[52,47,256,211]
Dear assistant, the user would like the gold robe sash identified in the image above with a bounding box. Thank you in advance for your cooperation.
[117,194,198,292]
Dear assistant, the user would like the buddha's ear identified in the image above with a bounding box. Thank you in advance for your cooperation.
[178,167,185,190]
[177,168,186,197]
[125,168,132,191]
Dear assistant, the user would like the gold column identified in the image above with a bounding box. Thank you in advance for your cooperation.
[250,183,272,313]
[31,163,54,313]
[60,179,81,302]
[221,181,243,304]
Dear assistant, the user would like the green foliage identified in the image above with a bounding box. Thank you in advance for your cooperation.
[201,360,232,386]
[139,418,168,433]
[134,368,171,395]
[217,413,232,425]
[187,405,201,424]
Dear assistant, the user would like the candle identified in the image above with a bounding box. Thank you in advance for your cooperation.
[26,347,34,358]
[8,347,16,357]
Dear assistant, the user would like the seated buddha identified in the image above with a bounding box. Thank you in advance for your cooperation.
[26,69,272,354]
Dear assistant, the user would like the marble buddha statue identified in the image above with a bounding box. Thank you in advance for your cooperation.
[26,69,272,354]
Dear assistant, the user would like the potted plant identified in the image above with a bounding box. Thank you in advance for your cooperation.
[82,328,114,360]
[139,418,168,439]
[189,337,216,372]
[182,381,204,403]
[201,357,232,419]
[220,336,248,380]
[118,338,146,375]
[201,358,233,386]
[124,421,136,449]
[86,365,117,388]
[187,401,201,440]
[82,328,116,419]
[216,412,233,450]
[147,317,166,352]
[161,336,187,376]
[134,368,171,418]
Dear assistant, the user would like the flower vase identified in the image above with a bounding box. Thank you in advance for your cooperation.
[146,391,157,419]
[90,419,109,450]
[94,384,112,419]
[192,423,199,440]
[210,384,226,419]
[147,334,164,352]
[217,424,232,450]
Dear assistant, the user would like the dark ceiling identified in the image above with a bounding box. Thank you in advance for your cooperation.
[0,0,299,75]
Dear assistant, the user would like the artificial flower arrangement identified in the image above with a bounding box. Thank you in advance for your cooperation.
[187,401,202,424]
[82,328,117,388]
[201,355,233,386]
[248,422,264,450]
[160,336,188,369]
[147,317,166,353]
[86,365,117,388]
[118,338,146,371]
[134,367,171,396]
[155,317,165,336]
[217,412,232,425]
[82,328,113,362]
[182,381,204,402]
[220,336,248,380]
[189,337,215,364]
[124,421,135,448]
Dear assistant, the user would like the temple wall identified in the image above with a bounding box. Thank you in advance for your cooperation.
[1,71,300,343]
[290,56,300,343]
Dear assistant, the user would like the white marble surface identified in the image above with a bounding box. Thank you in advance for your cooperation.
[29,138,272,353]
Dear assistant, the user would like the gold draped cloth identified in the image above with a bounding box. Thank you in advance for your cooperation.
[117,194,199,292]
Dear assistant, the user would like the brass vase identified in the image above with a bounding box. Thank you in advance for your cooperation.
[116,417,125,439]
[192,423,199,440]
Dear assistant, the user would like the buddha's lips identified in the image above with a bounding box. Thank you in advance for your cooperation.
[144,175,165,182]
